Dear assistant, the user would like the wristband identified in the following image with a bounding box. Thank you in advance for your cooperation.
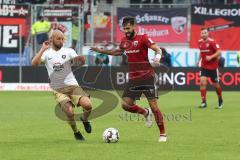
[156,54,161,60]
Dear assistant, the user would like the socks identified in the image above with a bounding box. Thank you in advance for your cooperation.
[215,86,222,100]
[152,109,165,134]
[200,88,207,103]
[200,85,223,103]
[124,104,166,135]
[124,104,146,115]
[67,120,78,133]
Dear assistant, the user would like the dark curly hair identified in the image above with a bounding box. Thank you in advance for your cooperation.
[122,16,135,26]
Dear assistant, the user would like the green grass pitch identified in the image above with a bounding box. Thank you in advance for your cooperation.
[0,91,239,160]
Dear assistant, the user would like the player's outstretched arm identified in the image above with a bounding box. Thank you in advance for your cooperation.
[31,41,50,66]
[90,46,123,56]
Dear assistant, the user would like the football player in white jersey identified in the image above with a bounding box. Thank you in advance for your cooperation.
[32,29,92,141]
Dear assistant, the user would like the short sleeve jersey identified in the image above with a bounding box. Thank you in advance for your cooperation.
[120,34,155,81]
[41,47,79,89]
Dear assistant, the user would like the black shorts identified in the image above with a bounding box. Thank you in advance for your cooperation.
[200,68,220,83]
[122,76,158,100]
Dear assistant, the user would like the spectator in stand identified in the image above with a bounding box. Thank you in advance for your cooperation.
[31,15,51,52]
[71,16,80,50]
[31,16,51,45]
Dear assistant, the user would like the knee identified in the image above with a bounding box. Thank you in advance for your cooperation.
[148,104,158,112]
[82,101,92,111]
[79,97,92,111]
[66,112,74,119]
[213,83,220,88]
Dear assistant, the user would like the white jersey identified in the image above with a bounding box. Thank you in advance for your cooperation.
[41,47,79,89]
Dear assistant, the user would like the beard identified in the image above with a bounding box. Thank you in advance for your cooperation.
[53,43,63,50]
[202,36,207,40]
[125,31,135,39]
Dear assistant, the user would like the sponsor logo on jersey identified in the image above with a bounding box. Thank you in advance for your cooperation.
[200,49,210,52]
[125,49,140,54]
[53,62,64,71]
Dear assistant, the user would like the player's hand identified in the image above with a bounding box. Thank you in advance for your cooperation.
[41,41,50,51]
[74,55,85,65]
[206,56,212,61]
[151,58,161,66]
[90,46,101,53]
[76,55,85,65]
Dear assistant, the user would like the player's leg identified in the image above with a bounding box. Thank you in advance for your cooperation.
[121,80,148,115]
[147,98,167,142]
[61,102,78,132]
[200,76,208,107]
[122,97,146,115]
[122,97,152,127]
[61,101,84,140]
[142,76,166,141]
[199,68,208,108]
[78,97,92,121]
[212,82,223,108]
[53,89,84,140]
[78,97,92,133]
[210,69,223,108]
[71,86,92,133]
